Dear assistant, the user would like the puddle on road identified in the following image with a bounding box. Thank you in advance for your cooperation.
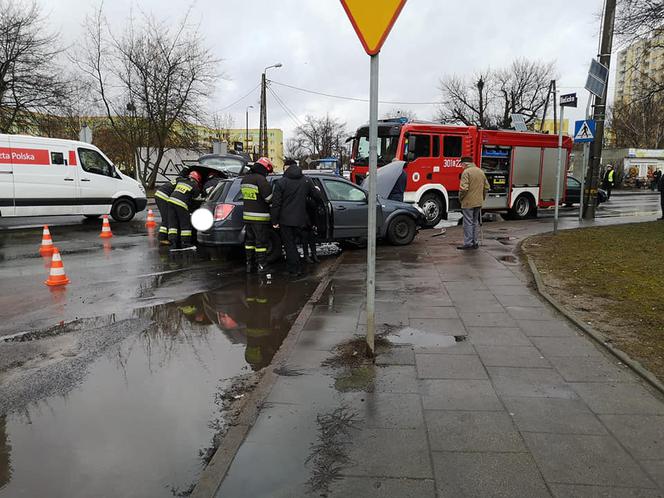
[499,255,519,264]
[0,271,321,497]
[388,326,466,349]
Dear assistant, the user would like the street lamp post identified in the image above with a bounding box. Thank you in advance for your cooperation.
[246,105,254,159]
[259,63,282,158]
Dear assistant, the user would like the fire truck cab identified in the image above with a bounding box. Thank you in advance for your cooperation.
[350,119,573,227]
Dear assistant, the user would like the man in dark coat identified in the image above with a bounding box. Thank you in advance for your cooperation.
[271,160,322,275]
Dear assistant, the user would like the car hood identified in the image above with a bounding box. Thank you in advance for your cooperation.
[361,160,405,199]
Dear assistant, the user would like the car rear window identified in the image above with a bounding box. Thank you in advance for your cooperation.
[207,180,235,203]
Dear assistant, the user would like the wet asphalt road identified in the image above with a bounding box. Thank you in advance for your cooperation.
[0,212,337,497]
[0,191,660,496]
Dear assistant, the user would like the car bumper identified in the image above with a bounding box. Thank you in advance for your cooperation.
[135,197,148,212]
[197,224,244,246]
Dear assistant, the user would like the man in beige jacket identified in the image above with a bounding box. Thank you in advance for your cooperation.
[457,156,490,250]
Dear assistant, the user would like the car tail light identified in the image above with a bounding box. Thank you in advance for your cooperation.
[214,203,235,221]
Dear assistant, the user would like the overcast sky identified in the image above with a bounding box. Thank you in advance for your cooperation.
[45,0,609,139]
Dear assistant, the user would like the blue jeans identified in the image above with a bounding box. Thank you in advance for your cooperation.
[462,207,481,247]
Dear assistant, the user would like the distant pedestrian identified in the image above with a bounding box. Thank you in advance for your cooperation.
[457,157,489,251]
[602,165,616,199]
[658,170,664,221]
[653,170,662,193]
[271,159,323,275]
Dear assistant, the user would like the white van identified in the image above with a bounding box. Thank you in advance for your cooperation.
[0,134,147,221]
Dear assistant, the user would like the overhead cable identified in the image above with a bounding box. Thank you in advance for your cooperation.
[269,79,441,106]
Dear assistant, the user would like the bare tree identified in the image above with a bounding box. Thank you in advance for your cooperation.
[436,59,555,130]
[290,114,347,162]
[609,79,664,148]
[615,0,664,43]
[210,112,235,143]
[0,0,70,133]
[437,71,493,128]
[75,7,219,187]
[494,59,555,128]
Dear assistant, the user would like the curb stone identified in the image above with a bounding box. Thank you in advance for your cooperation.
[191,254,345,498]
[526,255,664,397]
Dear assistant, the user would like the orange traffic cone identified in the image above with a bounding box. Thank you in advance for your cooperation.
[145,209,157,228]
[99,215,113,238]
[45,248,70,286]
[39,225,55,256]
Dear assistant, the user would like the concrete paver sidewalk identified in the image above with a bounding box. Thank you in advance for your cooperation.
[215,223,664,498]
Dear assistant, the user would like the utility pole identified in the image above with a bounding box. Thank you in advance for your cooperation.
[258,63,282,159]
[584,0,616,219]
[246,105,253,159]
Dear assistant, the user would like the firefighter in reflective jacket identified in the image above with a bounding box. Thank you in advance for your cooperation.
[240,157,274,273]
[167,170,202,249]
[154,176,180,245]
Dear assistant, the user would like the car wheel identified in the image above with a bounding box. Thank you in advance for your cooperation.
[266,229,283,264]
[111,198,136,222]
[387,215,416,245]
[564,202,574,208]
[510,195,535,220]
[418,192,444,228]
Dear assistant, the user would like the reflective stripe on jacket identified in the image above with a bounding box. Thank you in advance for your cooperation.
[241,173,272,223]
[168,177,200,210]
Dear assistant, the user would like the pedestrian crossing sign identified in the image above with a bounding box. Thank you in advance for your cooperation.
[574,120,596,143]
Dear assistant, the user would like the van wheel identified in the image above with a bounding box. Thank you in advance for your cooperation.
[266,229,283,264]
[510,195,535,220]
[111,198,136,222]
[418,192,444,228]
[387,215,416,245]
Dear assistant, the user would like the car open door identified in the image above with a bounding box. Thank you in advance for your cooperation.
[320,177,369,239]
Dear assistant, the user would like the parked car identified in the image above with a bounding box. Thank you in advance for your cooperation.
[564,176,607,207]
[193,170,426,262]
[0,133,146,221]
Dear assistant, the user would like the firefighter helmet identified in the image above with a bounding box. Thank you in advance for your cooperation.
[255,157,274,174]
[189,170,203,185]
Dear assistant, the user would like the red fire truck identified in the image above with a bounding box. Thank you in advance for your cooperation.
[350,118,573,227]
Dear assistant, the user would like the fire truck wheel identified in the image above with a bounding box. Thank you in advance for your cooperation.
[510,194,536,220]
[419,192,444,228]
[387,215,416,245]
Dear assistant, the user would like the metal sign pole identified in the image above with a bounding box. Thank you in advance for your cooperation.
[579,95,593,221]
[366,53,379,357]
[554,104,565,234]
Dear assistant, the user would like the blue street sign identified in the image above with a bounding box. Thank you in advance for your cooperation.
[574,120,596,143]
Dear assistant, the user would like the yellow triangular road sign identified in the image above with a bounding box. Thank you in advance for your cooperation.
[340,0,407,55]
